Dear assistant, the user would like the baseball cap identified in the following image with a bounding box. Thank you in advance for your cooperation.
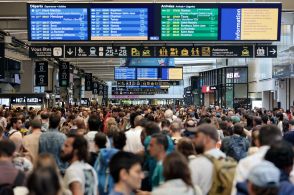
[185,120,197,132]
[248,161,280,188]
[231,116,240,124]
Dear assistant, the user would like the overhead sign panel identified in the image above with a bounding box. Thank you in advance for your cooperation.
[28,4,88,41]
[30,45,259,58]
[161,5,218,40]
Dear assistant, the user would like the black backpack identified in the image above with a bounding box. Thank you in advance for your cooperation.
[0,170,25,195]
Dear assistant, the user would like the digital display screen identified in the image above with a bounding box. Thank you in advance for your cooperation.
[114,67,136,80]
[120,58,175,67]
[28,4,88,41]
[27,3,281,42]
[221,8,279,40]
[91,8,148,40]
[161,68,183,80]
[161,5,218,40]
[137,68,158,80]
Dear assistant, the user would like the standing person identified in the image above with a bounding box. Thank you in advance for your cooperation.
[23,119,42,163]
[231,125,282,195]
[84,114,102,153]
[39,113,67,173]
[40,111,49,132]
[6,117,23,153]
[0,140,25,192]
[108,151,144,195]
[149,133,168,189]
[176,138,196,161]
[283,119,294,145]
[124,114,144,153]
[189,124,226,195]
[0,110,7,130]
[152,152,202,195]
[247,161,280,195]
[61,135,98,195]
[264,141,294,194]
[220,123,250,161]
[169,122,182,145]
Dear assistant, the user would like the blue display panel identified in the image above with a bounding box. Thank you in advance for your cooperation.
[137,68,158,80]
[121,58,175,67]
[28,4,88,41]
[114,67,136,80]
[91,8,148,40]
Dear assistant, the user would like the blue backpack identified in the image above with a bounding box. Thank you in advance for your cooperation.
[94,148,118,195]
[227,136,248,161]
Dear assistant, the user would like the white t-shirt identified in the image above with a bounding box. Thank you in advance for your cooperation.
[124,126,144,153]
[85,131,98,153]
[64,161,98,195]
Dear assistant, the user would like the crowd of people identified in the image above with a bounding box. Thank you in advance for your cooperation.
[0,105,294,195]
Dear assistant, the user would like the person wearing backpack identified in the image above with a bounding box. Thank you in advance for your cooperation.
[94,131,126,195]
[0,139,25,195]
[221,124,250,161]
[189,124,236,195]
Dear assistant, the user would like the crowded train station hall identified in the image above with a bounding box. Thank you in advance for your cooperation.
[0,0,294,195]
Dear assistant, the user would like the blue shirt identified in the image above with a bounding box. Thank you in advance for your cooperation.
[39,128,67,173]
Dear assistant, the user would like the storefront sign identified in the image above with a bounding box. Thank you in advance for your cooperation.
[201,86,214,93]
[10,97,42,105]
[35,61,48,86]
[226,72,240,79]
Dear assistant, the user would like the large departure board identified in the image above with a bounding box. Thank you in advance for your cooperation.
[27,3,281,42]
[91,8,148,40]
[28,4,88,41]
[161,5,218,40]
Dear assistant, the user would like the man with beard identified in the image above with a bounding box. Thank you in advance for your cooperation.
[61,134,98,195]
[189,124,225,194]
[6,117,23,153]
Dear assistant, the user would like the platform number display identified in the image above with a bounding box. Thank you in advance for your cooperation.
[35,61,48,86]
[59,62,70,87]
